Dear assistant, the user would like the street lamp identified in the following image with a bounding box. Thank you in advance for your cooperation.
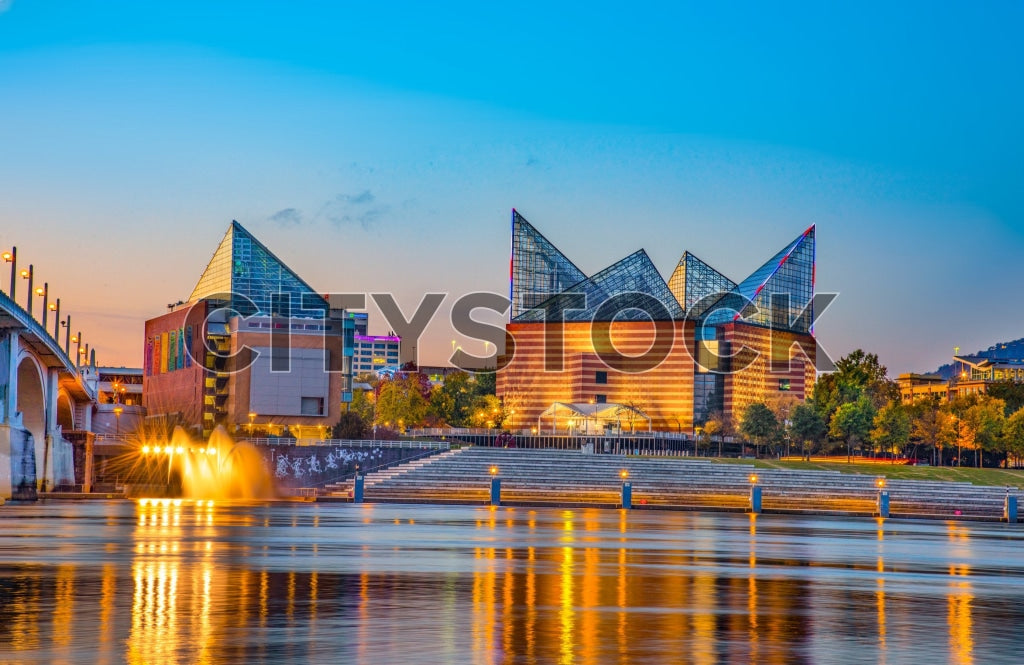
[21,265,33,316]
[113,406,124,436]
[49,298,60,340]
[2,247,14,297]
[35,282,48,329]
[248,412,257,437]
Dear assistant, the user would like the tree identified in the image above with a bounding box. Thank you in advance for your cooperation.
[813,350,897,423]
[959,395,1006,467]
[469,394,504,429]
[907,395,954,465]
[427,371,474,426]
[790,403,827,459]
[829,395,876,462]
[740,403,779,457]
[349,388,375,424]
[333,411,368,439]
[1003,408,1024,467]
[704,417,724,457]
[375,375,429,431]
[986,382,1024,416]
[871,401,911,461]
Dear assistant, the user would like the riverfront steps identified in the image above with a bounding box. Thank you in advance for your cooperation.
[326,447,1024,521]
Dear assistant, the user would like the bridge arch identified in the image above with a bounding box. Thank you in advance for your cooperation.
[16,353,46,444]
[57,389,75,431]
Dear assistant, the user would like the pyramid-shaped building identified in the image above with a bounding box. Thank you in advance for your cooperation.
[499,210,817,433]
[143,221,353,437]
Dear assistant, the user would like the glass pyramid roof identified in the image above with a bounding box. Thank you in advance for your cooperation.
[188,221,328,317]
[667,251,737,319]
[704,226,815,332]
[515,249,686,322]
[510,210,587,320]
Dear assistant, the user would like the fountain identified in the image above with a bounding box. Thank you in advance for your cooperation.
[134,426,276,500]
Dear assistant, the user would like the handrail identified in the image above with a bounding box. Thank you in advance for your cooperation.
[242,437,450,449]
[315,447,449,489]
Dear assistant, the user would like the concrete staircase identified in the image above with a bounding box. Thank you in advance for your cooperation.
[323,448,465,497]
[352,447,1023,521]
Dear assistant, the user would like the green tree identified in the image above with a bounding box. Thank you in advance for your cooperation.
[871,401,911,460]
[427,371,475,426]
[469,394,504,428]
[472,371,497,396]
[985,382,1024,416]
[790,402,827,459]
[907,395,954,465]
[704,417,724,457]
[349,388,375,424]
[829,395,876,462]
[960,395,1006,467]
[814,350,897,422]
[375,375,429,431]
[740,402,779,458]
[333,411,368,439]
[1002,408,1024,466]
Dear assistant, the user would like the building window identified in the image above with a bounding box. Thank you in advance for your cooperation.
[300,397,324,416]
[779,379,791,391]
[595,371,608,384]
[595,394,607,404]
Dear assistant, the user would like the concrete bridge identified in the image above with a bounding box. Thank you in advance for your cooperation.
[0,289,97,500]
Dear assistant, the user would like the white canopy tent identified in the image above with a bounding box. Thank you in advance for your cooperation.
[537,402,651,435]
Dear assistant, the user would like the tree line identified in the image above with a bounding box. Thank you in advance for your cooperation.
[729,350,1024,467]
[333,370,504,439]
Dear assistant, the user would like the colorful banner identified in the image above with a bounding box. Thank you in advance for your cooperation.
[160,332,169,373]
[153,335,161,375]
[168,330,177,371]
[177,328,185,370]
[185,326,193,368]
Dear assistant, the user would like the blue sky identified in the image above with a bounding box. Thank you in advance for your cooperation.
[1,1,1021,373]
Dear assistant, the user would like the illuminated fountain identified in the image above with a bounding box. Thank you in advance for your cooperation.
[137,426,276,500]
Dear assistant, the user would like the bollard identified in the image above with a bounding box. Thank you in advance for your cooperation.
[1005,494,1018,523]
[490,477,501,506]
[353,475,364,504]
[877,489,889,519]
[749,485,762,514]
[621,481,632,510]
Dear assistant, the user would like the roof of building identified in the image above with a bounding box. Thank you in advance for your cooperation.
[509,210,815,332]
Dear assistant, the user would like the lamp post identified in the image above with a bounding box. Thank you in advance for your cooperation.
[113,406,124,436]
[50,298,60,340]
[21,265,33,316]
[1,247,14,297]
[72,333,82,366]
[36,282,48,329]
[248,412,257,438]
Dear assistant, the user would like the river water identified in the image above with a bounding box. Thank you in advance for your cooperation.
[1,500,1022,664]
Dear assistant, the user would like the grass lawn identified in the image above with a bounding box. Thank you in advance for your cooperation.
[707,457,1024,488]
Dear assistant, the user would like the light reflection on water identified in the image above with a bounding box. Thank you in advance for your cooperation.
[1,501,1023,664]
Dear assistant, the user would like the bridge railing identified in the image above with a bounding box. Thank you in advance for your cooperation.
[0,290,76,373]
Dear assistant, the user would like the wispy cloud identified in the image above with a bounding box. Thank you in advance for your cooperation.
[318,189,389,229]
[268,207,303,227]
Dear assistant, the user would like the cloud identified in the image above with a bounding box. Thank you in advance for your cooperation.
[318,189,389,229]
[268,207,303,227]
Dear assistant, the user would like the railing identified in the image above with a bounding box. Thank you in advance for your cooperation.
[241,438,451,450]
[409,427,695,440]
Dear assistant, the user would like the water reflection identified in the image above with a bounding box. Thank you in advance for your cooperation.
[0,502,1022,664]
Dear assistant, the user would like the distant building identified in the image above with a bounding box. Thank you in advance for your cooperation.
[353,334,401,375]
[498,210,817,433]
[899,355,1024,403]
[92,367,145,435]
[143,221,353,437]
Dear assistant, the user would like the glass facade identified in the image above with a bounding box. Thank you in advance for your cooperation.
[667,251,737,319]
[510,210,587,320]
[704,226,815,333]
[514,249,685,322]
[189,221,329,317]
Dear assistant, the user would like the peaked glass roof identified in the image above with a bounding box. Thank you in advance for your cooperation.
[704,226,815,332]
[510,210,587,320]
[189,221,327,317]
[667,251,737,319]
[515,249,685,322]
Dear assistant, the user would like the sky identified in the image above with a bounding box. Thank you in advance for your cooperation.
[0,1,1022,375]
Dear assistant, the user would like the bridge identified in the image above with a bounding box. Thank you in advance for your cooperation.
[0,287,97,500]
